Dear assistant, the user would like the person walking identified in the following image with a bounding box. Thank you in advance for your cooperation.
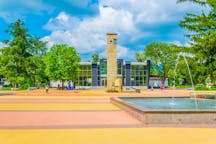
[45,84,49,94]
[57,84,60,90]
[37,83,41,89]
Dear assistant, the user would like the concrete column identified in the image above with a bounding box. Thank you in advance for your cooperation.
[107,33,117,91]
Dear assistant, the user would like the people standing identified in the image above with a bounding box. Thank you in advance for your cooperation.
[73,82,76,90]
[68,81,72,90]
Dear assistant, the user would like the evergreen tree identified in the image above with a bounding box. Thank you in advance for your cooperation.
[178,0,216,83]
[0,19,47,88]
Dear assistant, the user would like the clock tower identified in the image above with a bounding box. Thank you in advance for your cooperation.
[107,33,117,91]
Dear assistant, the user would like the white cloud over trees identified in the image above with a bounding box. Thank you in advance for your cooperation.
[41,0,201,60]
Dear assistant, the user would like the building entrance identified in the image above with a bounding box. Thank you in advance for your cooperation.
[100,77,107,87]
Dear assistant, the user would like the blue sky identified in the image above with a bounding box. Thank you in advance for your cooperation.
[0,0,203,61]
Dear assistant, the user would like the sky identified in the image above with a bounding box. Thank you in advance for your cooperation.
[0,0,204,61]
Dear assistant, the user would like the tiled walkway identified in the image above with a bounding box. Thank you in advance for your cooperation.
[0,89,216,144]
[0,111,141,128]
[1,128,216,144]
[0,91,142,129]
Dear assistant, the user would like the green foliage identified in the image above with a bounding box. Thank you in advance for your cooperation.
[91,53,99,62]
[178,0,216,8]
[171,53,197,86]
[18,83,30,90]
[2,86,12,91]
[194,85,216,90]
[135,53,146,62]
[175,85,191,88]
[195,86,210,90]
[179,0,216,84]
[136,42,178,86]
[44,44,81,87]
[150,65,158,75]
[212,85,216,90]
[0,19,47,88]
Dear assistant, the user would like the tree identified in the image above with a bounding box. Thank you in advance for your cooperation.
[91,53,99,62]
[0,19,47,88]
[44,44,81,89]
[25,38,48,86]
[178,0,216,84]
[135,52,158,75]
[135,53,146,62]
[136,42,178,87]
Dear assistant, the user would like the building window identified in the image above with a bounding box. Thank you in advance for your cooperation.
[100,59,107,75]
[117,60,122,75]
[130,65,146,86]
[77,65,92,86]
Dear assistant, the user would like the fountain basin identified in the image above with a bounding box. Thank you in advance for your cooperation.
[111,97,216,124]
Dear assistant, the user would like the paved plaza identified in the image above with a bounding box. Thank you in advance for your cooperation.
[0,89,216,144]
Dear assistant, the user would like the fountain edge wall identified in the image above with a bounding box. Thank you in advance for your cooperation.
[110,97,216,124]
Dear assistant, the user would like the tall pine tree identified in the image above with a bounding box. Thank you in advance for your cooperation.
[178,0,216,83]
[0,19,47,88]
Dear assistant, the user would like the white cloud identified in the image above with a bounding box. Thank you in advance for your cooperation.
[42,6,138,56]
[170,40,191,47]
[99,45,133,60]
[117,45,132,59]
[42,0,201,60]
[100,0,201,25]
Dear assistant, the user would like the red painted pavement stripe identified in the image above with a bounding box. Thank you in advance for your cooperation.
[0,111,141,127]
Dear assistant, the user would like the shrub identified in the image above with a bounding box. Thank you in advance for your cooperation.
[195,86,209,90]
[18,84,30,90]
[3,86,12,90]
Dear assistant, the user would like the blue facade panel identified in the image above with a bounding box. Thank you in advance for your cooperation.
[92,63,98,86]
[146,60,151,88]
[125,62,131,86]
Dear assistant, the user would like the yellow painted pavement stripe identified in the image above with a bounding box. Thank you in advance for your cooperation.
[0,103,120,110]
[0,96,110,99]
[0,128,216,144]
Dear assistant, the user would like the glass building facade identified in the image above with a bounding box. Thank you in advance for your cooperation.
[76,59,150,88]
[130,63,146,86]
[77,62,92,86]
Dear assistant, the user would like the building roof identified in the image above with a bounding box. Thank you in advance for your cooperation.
[80,62,92,65]
[106,33,117,35]
[130,62,146,65]
[80,61,147,66]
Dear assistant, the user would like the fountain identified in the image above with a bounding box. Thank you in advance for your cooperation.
[111,54,216,124]
[172,53,198,108]
[111,96,216,124]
